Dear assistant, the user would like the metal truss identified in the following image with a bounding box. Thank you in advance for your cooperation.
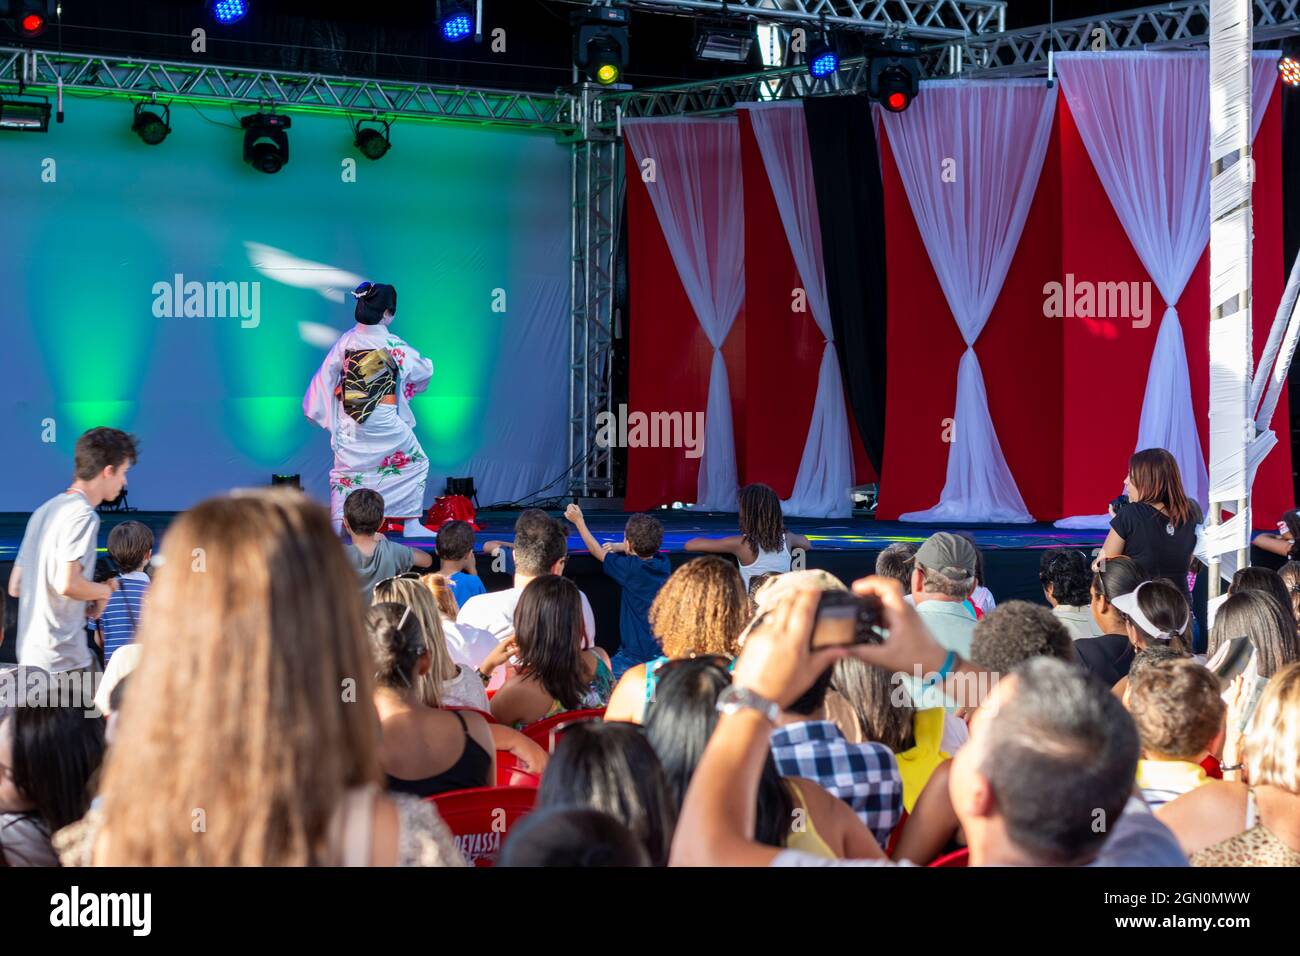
[602,57,873,120]
[594,0,1006,40]
[599,0,1300,117]
[567,86,620,497]
[0,47,577,131]
[929,0,1300,77]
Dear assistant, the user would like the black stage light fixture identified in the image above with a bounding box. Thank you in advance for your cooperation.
[446,476,477,498]
[132,102,171,145]
[0,94,51,131]
[240,111,291,173]
[271,474,302,490]
[1,0,54,38]
[573,3,629,87]
[867,35,921,113]
[694,21,755,64]
[354,118,391,160]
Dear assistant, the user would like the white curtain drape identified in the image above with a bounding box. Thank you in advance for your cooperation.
[884,80,1056,522]
[1055,52,1279,526]
[742,102,853,517]
[624,118,744,510]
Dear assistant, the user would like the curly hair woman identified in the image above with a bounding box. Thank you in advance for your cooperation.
[602,555,750,725]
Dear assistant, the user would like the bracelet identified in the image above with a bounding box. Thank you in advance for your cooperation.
[924,650,957,689]
[716,685,781,726]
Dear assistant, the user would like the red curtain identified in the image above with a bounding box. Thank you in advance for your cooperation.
[626,93,1290,523]
[623,146,747,512]
[625,117,872,512]
[875,110,1066,520]
[737,109,876,497]
[1057,89,1290,525]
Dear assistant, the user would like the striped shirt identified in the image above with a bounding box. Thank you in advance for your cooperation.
[92,571,149,666]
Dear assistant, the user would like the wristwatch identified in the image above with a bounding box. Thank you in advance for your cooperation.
[715,685,780,725]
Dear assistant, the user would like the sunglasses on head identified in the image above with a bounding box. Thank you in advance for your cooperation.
[375,571,422,589]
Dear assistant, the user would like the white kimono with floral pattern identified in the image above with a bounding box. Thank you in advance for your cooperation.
[304,322,434,526]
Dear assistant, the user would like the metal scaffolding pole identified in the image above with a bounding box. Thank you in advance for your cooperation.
[1206,0,1256,598]
[567,85,620,498]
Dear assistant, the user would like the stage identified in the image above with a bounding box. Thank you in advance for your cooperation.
[1,507,1123,664]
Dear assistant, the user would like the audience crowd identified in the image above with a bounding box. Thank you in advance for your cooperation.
[2,430,1299,868]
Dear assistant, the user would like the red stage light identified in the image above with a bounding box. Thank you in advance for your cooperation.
[20,13,46,36]
[886,91,909,112]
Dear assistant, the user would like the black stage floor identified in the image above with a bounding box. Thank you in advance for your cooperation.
[2,507,1233,663]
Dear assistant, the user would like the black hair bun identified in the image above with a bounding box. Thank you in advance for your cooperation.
[354,282,397,325]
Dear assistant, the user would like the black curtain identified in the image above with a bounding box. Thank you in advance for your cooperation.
[803,95,888,475]
[1285,87,1300,503]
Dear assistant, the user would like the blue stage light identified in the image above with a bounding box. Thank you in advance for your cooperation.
[211,0,248,25]
[441,9,473,42]
[809,49,838,79]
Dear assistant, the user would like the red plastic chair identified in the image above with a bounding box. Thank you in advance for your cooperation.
[928,847,970,868]
[429,785,538,867]
[495,751,541,789]
[444,705,497,724]
[520,707,607,753]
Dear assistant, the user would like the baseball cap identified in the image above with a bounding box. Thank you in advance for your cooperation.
[914,532,978,579]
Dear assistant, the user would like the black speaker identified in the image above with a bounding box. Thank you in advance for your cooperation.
[445,476,476,499]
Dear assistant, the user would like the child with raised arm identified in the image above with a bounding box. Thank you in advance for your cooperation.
[565,503,670,680]
[684,483,811,591]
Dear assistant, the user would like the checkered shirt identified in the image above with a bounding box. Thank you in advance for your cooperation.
[771,719,903,847]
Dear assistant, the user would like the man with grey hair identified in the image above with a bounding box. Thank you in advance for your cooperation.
[906,532,979,708]
[874,542,917,593]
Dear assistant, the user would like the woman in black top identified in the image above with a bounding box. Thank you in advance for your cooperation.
[367,603,494,798]
[1099,448,1201,591]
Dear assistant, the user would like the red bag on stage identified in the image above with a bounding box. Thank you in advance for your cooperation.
[422,495,482,532]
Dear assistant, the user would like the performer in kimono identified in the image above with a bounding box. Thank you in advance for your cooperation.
[303,281,435,537]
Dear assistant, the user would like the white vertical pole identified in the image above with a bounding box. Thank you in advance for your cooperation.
[1207,0,1254,599]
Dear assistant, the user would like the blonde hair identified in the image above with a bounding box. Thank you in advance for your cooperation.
[373,577,457,707]
[649,556,748,659]
[1244,662,1300,793]
[422,572,460,620]
[96,489,380,865]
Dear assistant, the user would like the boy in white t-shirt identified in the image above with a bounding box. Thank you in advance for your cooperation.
[9,428,138,674]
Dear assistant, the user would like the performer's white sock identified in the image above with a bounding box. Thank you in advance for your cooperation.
[403,517,437,539]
